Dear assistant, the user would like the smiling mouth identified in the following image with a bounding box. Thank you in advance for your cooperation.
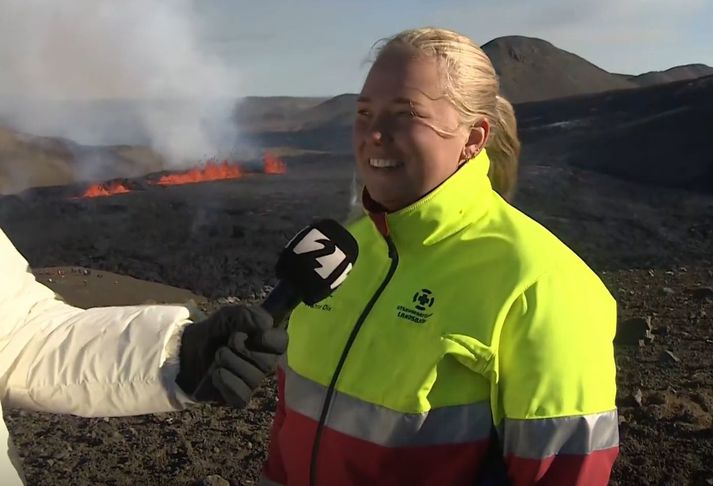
[369,158,404,169]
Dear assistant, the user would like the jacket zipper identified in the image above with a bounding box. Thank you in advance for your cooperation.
[308,235,399,486]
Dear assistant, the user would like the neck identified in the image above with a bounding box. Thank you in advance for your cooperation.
[365,163,468,213]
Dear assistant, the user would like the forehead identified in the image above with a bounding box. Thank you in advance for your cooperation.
[360,53,443,100]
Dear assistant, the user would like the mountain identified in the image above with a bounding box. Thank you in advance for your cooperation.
[5,36,712,192]
[482,36,638,103]
[232,96,327,132]
[238,94,357,154]
[0,126,166,194]
[294,94,358,130]
[242,35,652,137]
[627,64,713,87]
[516,74,713,193]
[244,39,713,166]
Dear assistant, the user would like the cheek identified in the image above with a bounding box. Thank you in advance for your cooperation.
[405,124,459,164]
[352,121,366,147]
[397,122,439,153]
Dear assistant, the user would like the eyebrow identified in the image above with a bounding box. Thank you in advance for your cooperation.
[356,96,423,106]
[393,97,418,106]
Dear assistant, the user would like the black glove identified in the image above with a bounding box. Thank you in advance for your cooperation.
[176,305,287,406]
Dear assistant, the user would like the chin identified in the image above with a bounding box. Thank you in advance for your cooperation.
[371,192,408,212]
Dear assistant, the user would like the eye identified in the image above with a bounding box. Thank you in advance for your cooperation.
[396,109,428,120]
[356,108,371,117]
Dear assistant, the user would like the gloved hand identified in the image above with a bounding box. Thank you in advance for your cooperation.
[176,305,287,407]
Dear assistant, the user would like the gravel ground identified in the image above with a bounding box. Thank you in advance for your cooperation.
[1,155,711,485]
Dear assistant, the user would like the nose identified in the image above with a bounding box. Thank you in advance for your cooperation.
[367,117,390,145]
[370,130,383,145]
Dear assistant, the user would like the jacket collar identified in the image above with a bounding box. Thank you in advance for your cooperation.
[362,149,493,248]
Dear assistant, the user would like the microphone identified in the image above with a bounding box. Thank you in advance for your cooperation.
[190,219,358,400]
[262,218,359,325]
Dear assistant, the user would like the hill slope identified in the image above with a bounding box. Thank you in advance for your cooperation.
[0,127,166,194]
[482,36,638,103]
[628,64,713,87]
[517,75,713,193]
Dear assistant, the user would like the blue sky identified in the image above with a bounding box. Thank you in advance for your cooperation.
[198,0,713,96]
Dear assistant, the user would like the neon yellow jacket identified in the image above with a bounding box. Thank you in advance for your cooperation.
[262,150,619,486]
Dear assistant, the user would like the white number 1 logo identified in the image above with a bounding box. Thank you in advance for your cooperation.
[292,228,349,287]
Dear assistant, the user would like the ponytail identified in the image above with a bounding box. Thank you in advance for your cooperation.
[485,95,521,201]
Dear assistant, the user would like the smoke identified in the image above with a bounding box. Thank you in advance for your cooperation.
[0,0,244,175]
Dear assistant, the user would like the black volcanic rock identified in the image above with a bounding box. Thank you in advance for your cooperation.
[482,36,637,103]
[628,64,713,87]
[516,75,713,193]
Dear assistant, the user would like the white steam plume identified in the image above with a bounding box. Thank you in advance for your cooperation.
[0,0,244,176]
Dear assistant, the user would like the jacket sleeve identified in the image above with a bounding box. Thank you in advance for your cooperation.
[494,265,619,486]
[260,359,288,486]
[0,228,196,416]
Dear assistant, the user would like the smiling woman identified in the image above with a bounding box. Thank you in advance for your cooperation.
[261,27,619,486]
[353,29,521,211]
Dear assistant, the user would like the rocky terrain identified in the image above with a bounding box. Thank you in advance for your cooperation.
[517,75,713,194]
[0,139,711,484]
[0,33,712,486]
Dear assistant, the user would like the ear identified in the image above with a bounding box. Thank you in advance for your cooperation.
[461,118,491,161]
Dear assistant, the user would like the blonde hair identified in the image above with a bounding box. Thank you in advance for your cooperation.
[372,27,521,201]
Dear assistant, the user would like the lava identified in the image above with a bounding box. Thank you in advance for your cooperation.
[80,181,131,198]
[74,152,286,199]
[151,160,244,186]
[263,152,287,174]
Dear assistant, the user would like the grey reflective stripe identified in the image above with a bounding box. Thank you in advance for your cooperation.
[284,364,492,448]
[501,410,620,459]
[257,476,284,486]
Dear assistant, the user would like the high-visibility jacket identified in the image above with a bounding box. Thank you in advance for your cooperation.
[261,150,619,486]
[0,228,196,484]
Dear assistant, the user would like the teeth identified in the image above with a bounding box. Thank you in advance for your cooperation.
[369,158,402,168]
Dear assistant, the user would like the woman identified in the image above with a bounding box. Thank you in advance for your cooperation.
[261,28,618,486]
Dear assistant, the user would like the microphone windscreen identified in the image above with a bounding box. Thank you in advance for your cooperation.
[275,219,358,305]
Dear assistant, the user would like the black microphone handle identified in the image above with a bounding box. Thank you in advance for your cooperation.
[261,280,303,327]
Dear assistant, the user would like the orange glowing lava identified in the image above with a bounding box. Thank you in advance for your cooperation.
[263,152,287,174]
[152,160,244,186]
[74,152,286,198]
[81,181,131,198]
